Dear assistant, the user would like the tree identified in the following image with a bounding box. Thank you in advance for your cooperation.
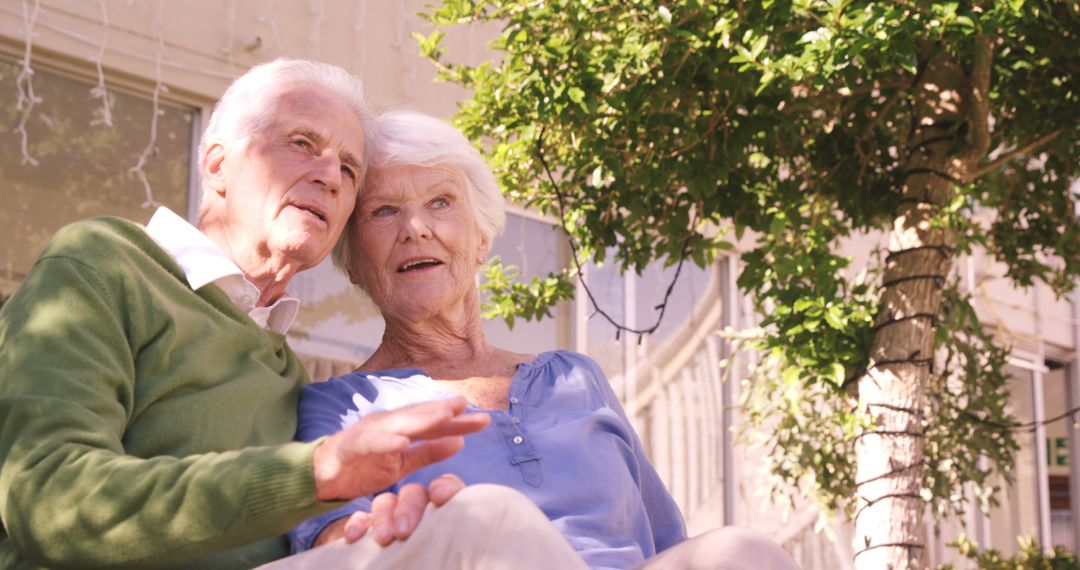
[418,1,1080,568]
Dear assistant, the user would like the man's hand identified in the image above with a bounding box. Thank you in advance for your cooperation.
[311,397,487,502]
[313,474,466,547]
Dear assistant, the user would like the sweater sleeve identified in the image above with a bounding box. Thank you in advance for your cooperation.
[0,255,327,569]
[287,380,383,553]
[576,352,688,553]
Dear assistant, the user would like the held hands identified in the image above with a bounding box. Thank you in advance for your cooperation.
[313,475,464,547]
[311,397,488,545]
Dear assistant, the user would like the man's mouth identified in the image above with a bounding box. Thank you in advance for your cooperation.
[291,203,327,223]
[397,258,444,272]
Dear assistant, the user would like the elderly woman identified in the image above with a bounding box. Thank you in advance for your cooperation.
[287,111,797,570]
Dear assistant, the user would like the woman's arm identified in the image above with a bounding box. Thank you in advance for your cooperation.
[576,352,688,552]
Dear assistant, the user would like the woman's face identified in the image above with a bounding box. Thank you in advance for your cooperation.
[348,164,487,321]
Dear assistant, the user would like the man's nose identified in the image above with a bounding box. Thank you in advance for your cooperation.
[309,152,344,194]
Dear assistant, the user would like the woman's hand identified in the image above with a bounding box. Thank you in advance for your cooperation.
[312,474,467,547]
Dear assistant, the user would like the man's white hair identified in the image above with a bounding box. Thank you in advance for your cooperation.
[197,58,374,217]
[332,109,507,275]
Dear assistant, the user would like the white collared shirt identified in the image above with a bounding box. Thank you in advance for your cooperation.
[144,207,300,335]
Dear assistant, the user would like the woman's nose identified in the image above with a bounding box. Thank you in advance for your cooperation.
[400,211,432,242]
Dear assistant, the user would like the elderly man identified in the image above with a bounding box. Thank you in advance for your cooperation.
[0,59,583,569]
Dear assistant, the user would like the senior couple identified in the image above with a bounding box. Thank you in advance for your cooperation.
[0,59,796,569]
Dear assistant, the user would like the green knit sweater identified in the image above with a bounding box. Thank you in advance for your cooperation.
[0,217,337,569]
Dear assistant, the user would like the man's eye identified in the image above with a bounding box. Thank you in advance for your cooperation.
[291,138,313,151]
[341,165,356,181]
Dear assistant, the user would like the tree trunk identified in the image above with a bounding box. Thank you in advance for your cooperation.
[852,51,970,570]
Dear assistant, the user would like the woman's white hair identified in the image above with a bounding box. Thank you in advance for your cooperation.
[197,58,374,216]
[332,109,506,274]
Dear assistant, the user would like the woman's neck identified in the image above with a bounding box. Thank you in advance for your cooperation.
[365,305,491,375]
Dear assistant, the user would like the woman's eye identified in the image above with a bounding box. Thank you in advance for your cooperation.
[291,138,313,151]
[341,165,356,182]
[371,205,396,217]
[430,196,450,209]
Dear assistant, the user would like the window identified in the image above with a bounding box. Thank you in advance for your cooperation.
[483,211,571,354]
[0,56,196,296]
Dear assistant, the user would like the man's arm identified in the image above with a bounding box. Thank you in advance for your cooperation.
[0,255,327,568]
[0,252,486,567]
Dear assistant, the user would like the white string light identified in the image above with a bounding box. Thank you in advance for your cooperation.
[256,0,281,57]
[0,4,237,80]
[130,0,167,209]
[309,0,324,59]
[14,0,41,167]
[393,0,406,49]
[467,19,478,65]
[89,0,113,127]
[353,0,367,73]
[405,0,416,83]
[394,0,416,85]
[223,0,237,77]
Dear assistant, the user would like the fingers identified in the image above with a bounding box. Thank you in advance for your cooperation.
[370,492,398,546]
[427,474,465,506]
[313,517,349,547]
[374,398,491,440]
[343,510,372,544]
[312,431,411,501]
[407,410,491,440]
[312,398,490,502]
[393,483,430,541]
[400,435,466,475]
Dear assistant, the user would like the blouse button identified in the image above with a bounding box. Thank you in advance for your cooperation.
[512,435,524,445]
[509,396,519,405]
[512,417,521,425]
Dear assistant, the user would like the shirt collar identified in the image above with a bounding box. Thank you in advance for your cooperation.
[144,207,300,334]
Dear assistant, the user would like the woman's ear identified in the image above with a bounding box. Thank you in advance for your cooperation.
[477,237,491,265]
[202,142,228,197]
[346,266,362,285]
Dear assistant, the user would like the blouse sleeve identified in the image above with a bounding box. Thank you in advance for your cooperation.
[576,352,688,553]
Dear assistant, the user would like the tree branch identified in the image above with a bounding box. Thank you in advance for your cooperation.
[961,34,993,164]
[962,128,1063,183]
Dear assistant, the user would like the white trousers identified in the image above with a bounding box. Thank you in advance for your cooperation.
[260,484,800,570]
[257,484,587,570]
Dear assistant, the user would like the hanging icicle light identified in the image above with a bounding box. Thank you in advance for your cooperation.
[256,0,281,57]
[129,0,167,209]
[89,0,114,127]
[15,0,42,167]
[353,0,367,74]
[223,0,237,77]
[309,0,325,59]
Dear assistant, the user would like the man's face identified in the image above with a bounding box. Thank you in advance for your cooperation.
[214,85,365,273]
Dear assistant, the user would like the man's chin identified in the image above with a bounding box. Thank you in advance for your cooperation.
[272,238,332,271]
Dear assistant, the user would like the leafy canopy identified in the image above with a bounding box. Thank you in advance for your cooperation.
[419,0,1080,517]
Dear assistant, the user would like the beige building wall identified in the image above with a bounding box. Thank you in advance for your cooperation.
[2,2,1079,568]
[0,0,482,120]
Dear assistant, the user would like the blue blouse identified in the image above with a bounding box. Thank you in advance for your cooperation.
[288,350,686,569]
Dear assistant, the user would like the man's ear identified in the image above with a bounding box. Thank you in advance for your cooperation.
[202,142,228,197]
